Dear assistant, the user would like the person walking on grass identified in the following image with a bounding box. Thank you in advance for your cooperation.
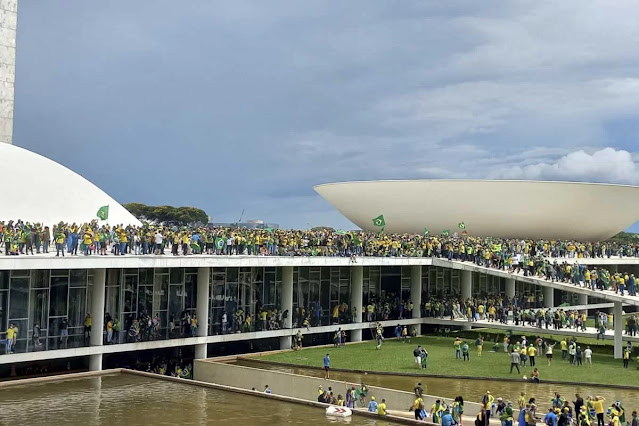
[510,349,521,373]
[323,353,330,379]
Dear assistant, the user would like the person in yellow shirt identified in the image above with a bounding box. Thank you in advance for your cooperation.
[623,348,631,368]
[560,339,568,360]
[527,344,537,367]
[517,392,526,410]
[592,396,605,426]
[377,399,387,416]
[5,323,15,353]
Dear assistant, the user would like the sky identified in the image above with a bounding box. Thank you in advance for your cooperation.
[13,1,639,231]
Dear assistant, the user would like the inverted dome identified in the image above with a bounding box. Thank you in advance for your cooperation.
[314,179,639,240]
[0,144,141,226]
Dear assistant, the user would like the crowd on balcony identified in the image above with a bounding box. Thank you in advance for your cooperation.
[1,219,638,259]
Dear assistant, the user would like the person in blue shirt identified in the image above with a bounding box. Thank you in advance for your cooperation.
[544,407,558,426]
[368,396,378,412]
[395,324,402,340]
[323,353,330,379]
[441,405,454,426]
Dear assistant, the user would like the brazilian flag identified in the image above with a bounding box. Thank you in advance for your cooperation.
[458,222,466,230]
[372,214,385,228]
[96,205,109,221]
[351,233,362,245]
[441,229,450,237]
[423,228,430,236]
[215,237,225,250]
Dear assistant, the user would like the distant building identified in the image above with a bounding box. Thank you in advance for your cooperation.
[208,220,280,229]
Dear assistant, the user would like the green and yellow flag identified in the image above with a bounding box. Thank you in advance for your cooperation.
[423,228,430,236]
[372,214,386,228]
[96,205,109,221]
[458,222,466,230]
[215,237,225,250]
[441,229,450,237]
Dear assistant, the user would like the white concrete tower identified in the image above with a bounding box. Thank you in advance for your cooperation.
[0,0,16,144]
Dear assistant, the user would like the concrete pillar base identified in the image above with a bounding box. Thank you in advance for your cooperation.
[462,324,471,331]
[195,343,207,360]
[280,336,292,350]
[351,329,362,342]
[89,354,103,371]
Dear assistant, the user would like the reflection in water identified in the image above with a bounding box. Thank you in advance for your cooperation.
[237,360,639,405]
[0,374,400,426]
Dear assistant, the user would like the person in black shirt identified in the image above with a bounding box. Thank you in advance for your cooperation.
[574,394,584,416]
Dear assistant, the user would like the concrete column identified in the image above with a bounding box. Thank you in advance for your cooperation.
[351,266,363,342]
[461,271,472,330]
[614,301,623,359]
[89,354,103,372]
[280,335,292,350]
[89,268,106,371]
[461,270,472,300]
[281,267,293,329]
[505,278,515,299]
[411,265,422,319]
[195,267,210,360]
[577,293,588,306]
[543,286,554,308]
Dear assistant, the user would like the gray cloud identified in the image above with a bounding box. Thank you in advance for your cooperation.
[12,0,639,231]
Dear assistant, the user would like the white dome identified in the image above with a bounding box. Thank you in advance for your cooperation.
[315,179,639,241]
[0,144,141,226]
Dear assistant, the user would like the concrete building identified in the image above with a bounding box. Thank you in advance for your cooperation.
[0,254,638,374]
[314,180,639,240]
[0,0,16,144]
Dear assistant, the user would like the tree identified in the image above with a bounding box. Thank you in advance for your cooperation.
[123,203,208,226]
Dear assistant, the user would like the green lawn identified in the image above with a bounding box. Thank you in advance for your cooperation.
[260,335,638,387]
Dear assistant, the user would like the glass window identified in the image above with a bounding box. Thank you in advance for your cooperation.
[29,289,48,330]
[154,274,168,311]
[0,271,8,290]
[123,275,137,313]
[168,285,183,326]
[185,274,197,310]
[31,270,50,289]
[49,276,69,318]
[0,291,7,333]
[105,286,120,321]
[50,269,69,277]
[170,268,184,284]
[227,268,238,283]
[137,286,153,316]
[68,287,86,328]
[139,268,153,285]
[70,269,87,287]
[9,277,29,319]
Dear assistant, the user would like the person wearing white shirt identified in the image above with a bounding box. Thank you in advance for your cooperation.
[584,346,592,365]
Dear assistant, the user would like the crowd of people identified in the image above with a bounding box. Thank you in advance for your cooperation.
[2,220,639,262]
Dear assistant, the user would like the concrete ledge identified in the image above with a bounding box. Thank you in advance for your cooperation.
[126,369,427,425]
[244,357,639,391]
[195,358,483,421]
[0,368,123,388]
